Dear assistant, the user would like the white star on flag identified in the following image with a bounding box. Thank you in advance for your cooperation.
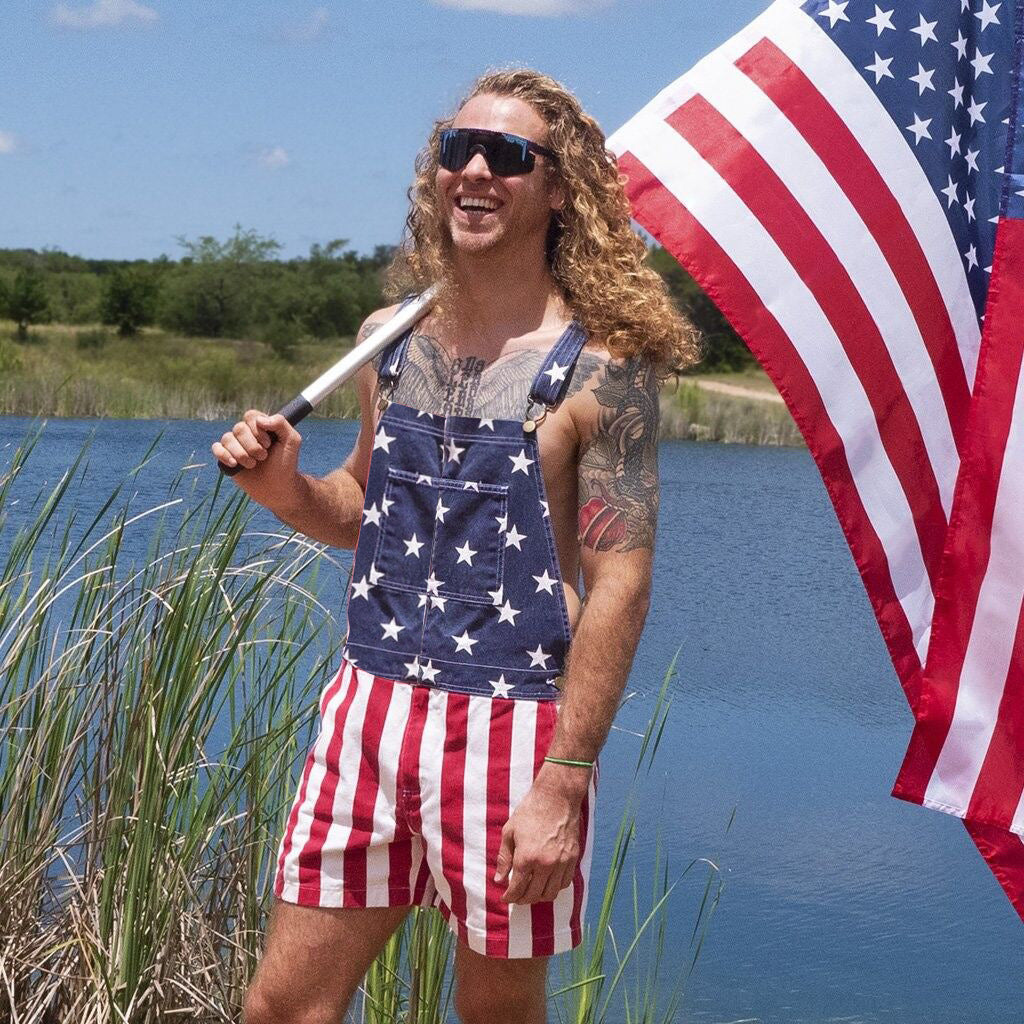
[818,0,849,29]
[419,660,440,683]
[865,52,894,84]
[909,13,937,45]
[909,63,935,95]
[363,502,382,527]
[417,473,433,485]
[964,243,979,270]
[478,417,495,430]
[380,495,394,516]
[452,629,478,654]
[368,562,385,585]
[965,148,980,172]
[966,98,987,125]
[949,78,965,107]
[495,512,508,532]
[425,572,444,595]
[462,481,480,491]
[504,524,527,550]
[436,497,451,522]
[404,657,421,679]
[373,428,396,453]
[404,533,425,557]
[865,4,894,35]
[906,112,932,144]
[455,540,478,566]
[444,438,465,464]
[509,449,535,474]
[543,361,568,385]
[527,644,551,668]
[951,29,969,60]
[497,600,521,625]
[940,175,959,208]
[351,575,372,600]
[945,127,962,156]
[489,674,514,698]
[430,594,447,611]
[964,195,976,222]
[381,617,405,641]
[532,569,558,594]
[488,584,504,606]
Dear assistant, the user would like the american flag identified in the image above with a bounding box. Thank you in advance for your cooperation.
[607,0,1024,918]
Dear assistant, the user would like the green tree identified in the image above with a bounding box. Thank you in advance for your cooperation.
[101,268,158,336]
[158,226,282,337]
[645,244,753,372]
[5,269,51,340]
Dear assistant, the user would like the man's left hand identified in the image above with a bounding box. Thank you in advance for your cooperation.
[494,770,587,904]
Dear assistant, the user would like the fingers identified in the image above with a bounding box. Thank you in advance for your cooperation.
[501,863,533,905]
[502,853,578,905]
[211,410,300,471]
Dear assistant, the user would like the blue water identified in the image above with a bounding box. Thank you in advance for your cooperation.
[3,415,1022,1022]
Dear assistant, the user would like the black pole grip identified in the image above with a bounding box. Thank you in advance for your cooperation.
[218,394,315,477]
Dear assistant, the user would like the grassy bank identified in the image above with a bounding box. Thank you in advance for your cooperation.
[0,321,801,446]
[0,428,724,1022]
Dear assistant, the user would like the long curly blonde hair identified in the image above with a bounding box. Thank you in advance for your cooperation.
[385,67,701,378]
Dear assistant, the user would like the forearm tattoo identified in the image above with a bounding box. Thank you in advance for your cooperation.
[577,358,661,553]
[371,330,603,419]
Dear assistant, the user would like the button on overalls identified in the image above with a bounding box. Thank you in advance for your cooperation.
[342,305,589,701]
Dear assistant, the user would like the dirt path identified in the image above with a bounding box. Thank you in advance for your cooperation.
[693,378,784,404]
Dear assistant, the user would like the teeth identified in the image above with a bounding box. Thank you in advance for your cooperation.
[459,198,499,211]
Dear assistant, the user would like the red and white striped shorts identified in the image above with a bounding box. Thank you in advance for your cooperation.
[273,657,597,958]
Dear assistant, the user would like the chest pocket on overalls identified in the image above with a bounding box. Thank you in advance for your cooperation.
[373,467,509,602]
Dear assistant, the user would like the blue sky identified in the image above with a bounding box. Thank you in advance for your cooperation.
[2,0,770,260]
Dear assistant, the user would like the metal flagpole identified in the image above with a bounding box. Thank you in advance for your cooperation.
[219,284,438,476]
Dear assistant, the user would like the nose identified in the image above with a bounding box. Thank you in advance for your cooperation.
[463,147,492,179]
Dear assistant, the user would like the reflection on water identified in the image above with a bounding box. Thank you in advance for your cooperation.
[3,416,1021,1023]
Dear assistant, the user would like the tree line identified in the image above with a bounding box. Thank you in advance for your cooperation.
[0,227,751,370]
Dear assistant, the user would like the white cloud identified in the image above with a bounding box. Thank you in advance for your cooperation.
[257,146,291,170]
[50,0,158,30]
[283,6,331,41]
[0,132,17,155]
[431,0,611,14]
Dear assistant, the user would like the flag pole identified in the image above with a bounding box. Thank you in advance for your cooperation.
[219,285,438,477]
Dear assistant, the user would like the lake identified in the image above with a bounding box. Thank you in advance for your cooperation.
[2,414,1021,1023]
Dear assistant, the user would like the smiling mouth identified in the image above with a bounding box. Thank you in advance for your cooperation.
[455,197,502,215]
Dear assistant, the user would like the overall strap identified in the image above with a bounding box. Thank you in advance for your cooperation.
[527,319,589,408]
[375,294,421,390]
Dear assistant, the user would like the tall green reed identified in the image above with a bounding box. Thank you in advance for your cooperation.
[0,426,723,1023]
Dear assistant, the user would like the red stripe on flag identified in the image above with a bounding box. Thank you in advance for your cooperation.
[341,675,394,907]
[297,663,360,904]
[531,702,558,958]
[894,219,1024,808]
[617,150,923,699]
[666,95,948,587]
[965,821,1024,923]
[274,664,348,898]
[736,38,971,447]
[440,692,470,931]
[485,699,515,957]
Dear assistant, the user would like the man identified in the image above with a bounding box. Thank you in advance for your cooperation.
[213,69,698,1024]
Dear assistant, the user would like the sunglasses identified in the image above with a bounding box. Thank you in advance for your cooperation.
[438,127,558,177]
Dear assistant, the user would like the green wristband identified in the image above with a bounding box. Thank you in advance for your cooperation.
[543,755,594,769]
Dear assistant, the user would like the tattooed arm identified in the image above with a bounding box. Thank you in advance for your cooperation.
[496,354,661,905]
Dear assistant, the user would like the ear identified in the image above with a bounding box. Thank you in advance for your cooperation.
[549,180,566,213]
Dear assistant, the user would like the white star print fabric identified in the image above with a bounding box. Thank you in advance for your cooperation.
[342,317,590,700]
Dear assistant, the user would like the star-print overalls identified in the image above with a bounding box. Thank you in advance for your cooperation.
[274,303,597,959]
[342,308,589,699]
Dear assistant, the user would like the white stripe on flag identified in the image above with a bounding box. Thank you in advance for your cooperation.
[925,365,1024,820]
[624,116,935,659]
[462,695,493,952]
[764,0,981,384]
[506,699,539,959]
[419,689,455,914]
[686,55,959,513]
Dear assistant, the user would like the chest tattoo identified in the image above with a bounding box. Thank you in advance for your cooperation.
[376,332,604,419]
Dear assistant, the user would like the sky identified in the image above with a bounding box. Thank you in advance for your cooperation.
[1,0,772,260]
